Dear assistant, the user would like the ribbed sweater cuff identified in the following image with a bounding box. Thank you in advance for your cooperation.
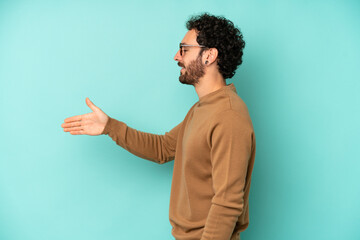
[101,117,120,135]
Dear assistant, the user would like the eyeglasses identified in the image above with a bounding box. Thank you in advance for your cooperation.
[179,43,206,56]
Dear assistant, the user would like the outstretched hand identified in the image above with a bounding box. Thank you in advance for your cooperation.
[61,97,109,136]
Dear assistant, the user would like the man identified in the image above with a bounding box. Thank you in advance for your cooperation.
[61,13,256,240]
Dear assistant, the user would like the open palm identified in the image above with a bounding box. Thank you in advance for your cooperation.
[61,97,109,136]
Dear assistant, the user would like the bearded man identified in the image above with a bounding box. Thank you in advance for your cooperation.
[61,13,256,240]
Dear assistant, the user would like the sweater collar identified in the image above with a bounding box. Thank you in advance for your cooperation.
[197,83,237,105]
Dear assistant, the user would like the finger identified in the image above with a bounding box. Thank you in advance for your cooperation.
[70,130,84,135]
[86,97,99,112]
[61,121,82,128]
[64,115,83,123]
[63,126,83,132]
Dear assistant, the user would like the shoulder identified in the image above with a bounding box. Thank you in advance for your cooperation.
[207,109,255,150]
[225,88,250,114]
[212,89,254,130]
[210,109,254,134]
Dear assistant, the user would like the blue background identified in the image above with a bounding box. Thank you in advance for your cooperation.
[0,0,359,239]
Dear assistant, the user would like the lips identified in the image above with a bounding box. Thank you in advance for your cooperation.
[178,63,185,73]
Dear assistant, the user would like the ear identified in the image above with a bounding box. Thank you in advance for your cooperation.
[203,48,218,65]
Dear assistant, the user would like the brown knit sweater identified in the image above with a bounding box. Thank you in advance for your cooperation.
[102,83,256,240]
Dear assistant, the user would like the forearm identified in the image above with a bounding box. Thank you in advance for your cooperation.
[201,203,242,240]
[102,117,177,164]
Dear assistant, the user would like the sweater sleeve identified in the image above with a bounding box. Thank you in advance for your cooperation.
[101,117,182,164]
[201,110,254,240]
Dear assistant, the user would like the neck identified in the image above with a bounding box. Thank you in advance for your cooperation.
[194,71,226,99]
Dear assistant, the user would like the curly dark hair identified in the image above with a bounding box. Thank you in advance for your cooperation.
[186,13,245,79]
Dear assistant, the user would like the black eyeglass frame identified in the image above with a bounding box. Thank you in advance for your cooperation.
[179,43,206,56]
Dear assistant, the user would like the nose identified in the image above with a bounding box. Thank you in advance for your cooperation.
[174,49,182,62]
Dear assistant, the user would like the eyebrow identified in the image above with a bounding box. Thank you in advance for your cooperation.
[180,42,188,45]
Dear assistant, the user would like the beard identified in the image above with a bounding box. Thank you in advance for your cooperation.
[179,54,205,85]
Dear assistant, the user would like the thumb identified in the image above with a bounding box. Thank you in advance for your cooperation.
[86,97,99,112]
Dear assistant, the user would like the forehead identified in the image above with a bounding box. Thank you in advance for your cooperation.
[181,29,198,45]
